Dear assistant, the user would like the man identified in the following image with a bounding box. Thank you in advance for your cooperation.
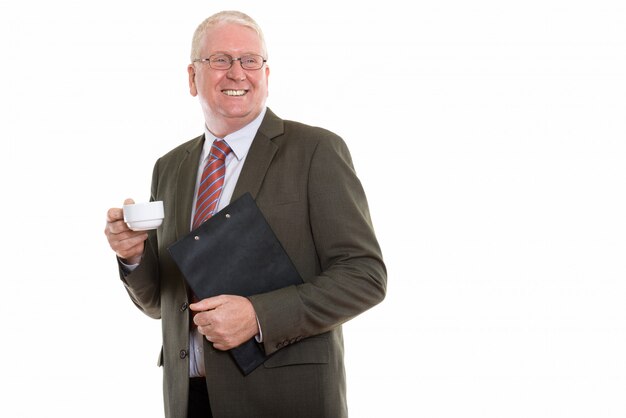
[105,10,386,418]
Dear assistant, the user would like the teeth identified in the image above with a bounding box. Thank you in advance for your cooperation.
[223,90,246,96]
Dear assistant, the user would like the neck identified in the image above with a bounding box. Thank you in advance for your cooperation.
[205,121,242,138]
[205,110,264,138]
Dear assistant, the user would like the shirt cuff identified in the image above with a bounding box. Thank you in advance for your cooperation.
[255,315,263,343]
[118,257,139,275]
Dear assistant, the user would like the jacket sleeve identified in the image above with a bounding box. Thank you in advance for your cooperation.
[118,235,161,319]
[117,160,162,320]
[249,134,387,355]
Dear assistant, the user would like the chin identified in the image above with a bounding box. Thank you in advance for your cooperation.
[220,104,258,118]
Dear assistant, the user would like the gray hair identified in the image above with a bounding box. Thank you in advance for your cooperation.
[190,11,268,62]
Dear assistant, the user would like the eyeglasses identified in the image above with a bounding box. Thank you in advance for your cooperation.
[192,54,267,70]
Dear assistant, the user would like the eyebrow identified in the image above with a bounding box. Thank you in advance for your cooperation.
[209,51,264,57]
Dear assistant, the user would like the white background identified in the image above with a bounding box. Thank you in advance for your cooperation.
[1,0,625,417]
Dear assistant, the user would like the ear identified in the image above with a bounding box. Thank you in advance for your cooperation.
[188,64,198,97]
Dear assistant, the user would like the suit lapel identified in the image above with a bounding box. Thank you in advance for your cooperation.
[173,110,283,237]
[175,134,204,238]
[232,108,284,201]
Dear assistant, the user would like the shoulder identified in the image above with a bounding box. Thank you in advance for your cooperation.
[282,119,341,142]
[277,118,350,158]
[260,117,355,175]
[286,120,353,166]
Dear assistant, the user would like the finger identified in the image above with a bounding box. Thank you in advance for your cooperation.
[210,336,235,351]
[106,225,147,247]
[212,342,229,351]
[108,232,147,259]
[106,219,131,235]
[110,232,147,252]
[114,244,145,262]
[202,332,227,350]
[189,295,225,312]
[196,323,208,335]
[204,335,227,351]
[106,207,124,223]
[106,198,136,223]
[193,311,212,327]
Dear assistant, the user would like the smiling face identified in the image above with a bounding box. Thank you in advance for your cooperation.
[188,22,269,138]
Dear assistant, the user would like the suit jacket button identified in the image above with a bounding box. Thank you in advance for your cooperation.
[179,349,188,359]
[180,302,188,312]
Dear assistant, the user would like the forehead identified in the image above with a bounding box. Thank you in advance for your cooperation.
[200,23,263,55]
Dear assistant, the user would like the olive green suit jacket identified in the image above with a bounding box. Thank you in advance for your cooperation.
[120,108,386,418]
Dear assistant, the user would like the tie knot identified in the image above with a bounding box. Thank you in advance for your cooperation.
[210,140,232,161]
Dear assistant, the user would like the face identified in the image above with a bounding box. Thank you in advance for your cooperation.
[188,23,270,137]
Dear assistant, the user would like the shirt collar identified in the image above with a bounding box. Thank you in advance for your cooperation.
[201,107,267,162]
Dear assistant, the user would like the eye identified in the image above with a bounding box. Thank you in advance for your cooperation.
[242,55,260,65]
[211,55,230,64]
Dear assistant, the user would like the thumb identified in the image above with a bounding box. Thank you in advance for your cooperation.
[123,198,136,205]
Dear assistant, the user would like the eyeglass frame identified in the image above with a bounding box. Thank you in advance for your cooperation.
[192,53,267,70]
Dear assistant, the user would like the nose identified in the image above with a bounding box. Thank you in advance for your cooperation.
[226,59,246,81]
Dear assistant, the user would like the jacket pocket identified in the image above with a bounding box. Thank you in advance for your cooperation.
[263,336,329,368]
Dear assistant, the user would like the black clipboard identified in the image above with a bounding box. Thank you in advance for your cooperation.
[167,193,302,375]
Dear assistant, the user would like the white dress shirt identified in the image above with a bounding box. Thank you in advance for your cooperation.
[188,108,266,377]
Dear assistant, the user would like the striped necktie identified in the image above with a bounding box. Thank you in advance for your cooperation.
[192,139,232,229]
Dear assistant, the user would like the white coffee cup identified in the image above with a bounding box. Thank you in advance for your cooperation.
[123,201,164,231]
